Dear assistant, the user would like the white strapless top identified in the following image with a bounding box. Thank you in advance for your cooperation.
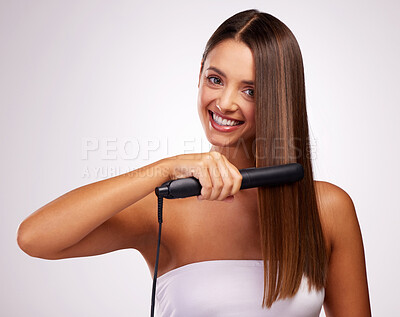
[155,259,325,316]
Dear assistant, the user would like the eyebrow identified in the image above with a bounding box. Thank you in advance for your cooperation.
[206,66,254,85]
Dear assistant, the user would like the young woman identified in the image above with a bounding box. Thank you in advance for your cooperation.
[17,9,371,316]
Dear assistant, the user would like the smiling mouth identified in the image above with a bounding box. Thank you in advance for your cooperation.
[208,110,245,126]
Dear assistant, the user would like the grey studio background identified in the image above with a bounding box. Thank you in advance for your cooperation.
[1,0,399,316]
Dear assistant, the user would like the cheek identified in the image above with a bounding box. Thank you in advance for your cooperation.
[250,110,256,123]
[244,106,256,134]
[197,86,214,109]
[197,87,208,118]
[244,106,256,123]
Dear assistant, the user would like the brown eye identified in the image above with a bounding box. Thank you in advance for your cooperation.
[207,76,222,85]
[245,89,254,97]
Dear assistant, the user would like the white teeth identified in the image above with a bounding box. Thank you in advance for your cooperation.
[212,112,242,126]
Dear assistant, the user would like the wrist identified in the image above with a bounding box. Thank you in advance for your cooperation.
[158,156,175,181]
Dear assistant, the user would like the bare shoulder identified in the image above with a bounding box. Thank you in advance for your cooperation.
[314,180,356,244]
[314,180,354,206]
[314,181,371,316]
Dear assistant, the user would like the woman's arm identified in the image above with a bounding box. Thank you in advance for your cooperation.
[16,157,173,259]
[321,182,372,316]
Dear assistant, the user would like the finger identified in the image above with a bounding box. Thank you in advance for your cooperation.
[207,158,224,200]
[223,195,235,203]
[221,155,243,196]
[207,152,226,200]
[210,153,233,201]
[197,161,212,200]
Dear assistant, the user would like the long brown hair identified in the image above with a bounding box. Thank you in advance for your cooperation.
[200,9,328,308]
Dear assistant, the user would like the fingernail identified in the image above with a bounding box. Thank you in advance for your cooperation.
[197,195,203,200]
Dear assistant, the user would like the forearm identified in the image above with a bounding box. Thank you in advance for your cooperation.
[17,157,173,255]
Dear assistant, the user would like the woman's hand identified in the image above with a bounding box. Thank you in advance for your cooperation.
[166,151,243,203]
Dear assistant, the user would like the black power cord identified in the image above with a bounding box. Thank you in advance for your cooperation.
[150,185,169,317]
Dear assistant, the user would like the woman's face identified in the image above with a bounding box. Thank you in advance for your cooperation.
[197,39,256,148]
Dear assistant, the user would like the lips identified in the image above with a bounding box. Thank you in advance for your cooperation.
[208,110,245,132]
[208,110,244,124]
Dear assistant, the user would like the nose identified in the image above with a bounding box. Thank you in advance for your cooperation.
[217,86,239,113]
